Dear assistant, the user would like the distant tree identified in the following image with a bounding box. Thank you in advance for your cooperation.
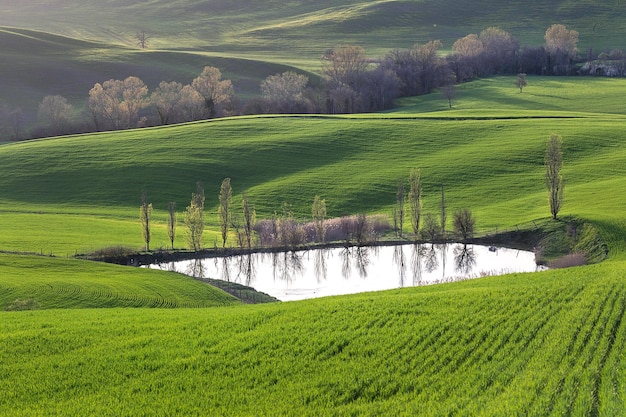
[37,95,74,136]
[0,102,23,141]
[184,182,205,251]
[453,208,475,241]
[312,195,327,243]
[441,82,457,108]
[545,134,564,220]
[88,76,148,130]
[515,73,528,93]
[218,178,233,247]
[140,190,153,251]
[167,202,176,249]
[322,45,368,90]
[478,27,519,74]
[135,30,151,49]
[394,178,405,237]
[151,81,184,125]
[191,66,235,118]
[544,24,579,74]
[261,71,310,113]
[241,192,256,249]
[408,168,422,237]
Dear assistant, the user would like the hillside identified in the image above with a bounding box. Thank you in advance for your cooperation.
[1,75,626,414]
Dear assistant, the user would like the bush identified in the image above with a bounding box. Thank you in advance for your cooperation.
[548,253,586,269]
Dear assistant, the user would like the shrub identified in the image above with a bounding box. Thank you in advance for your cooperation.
[548,253,586,269]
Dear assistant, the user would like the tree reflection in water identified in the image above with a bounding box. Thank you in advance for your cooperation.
[453,244,477,275]
[314,249,329,283]
[411,244,425,286]
[424,244,439,273]
[272,251,304,283]
[393,245,406,287]
[187,258,205,278]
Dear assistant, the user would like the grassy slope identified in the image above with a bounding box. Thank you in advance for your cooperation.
[1,76,625,255]
[1,265,625,415]
[1,76,626,414]
[0,254,239,309]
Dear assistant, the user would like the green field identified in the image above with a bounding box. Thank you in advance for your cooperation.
[1,75,626,414]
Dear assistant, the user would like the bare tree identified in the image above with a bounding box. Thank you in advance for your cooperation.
[88,76,148,130]
[322,45,368,90]
[151,81,183,125]
[0,102,23,141]
[242,192,256,249]
[478,27,519,74]
[453,208,475,241]
[545,24,579,74]
[545,134,564,220]
[421,213,440,242]
[441,83,457,108]
[515,73,528,93]
[440,183,447,238]
[135,30,151,49]
[218,178,233,247]
[140,190,152,251]
[394,178,405,237]
[191,66,235,118]
[408,168,422,237]
[184,182,205,251]
[261,71,310,113]
[37,95,74,136]
[167,202,176,250]
[312,195,327,243]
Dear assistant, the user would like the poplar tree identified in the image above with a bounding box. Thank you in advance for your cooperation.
[241,192,256,249]
[312,195,327,243]
[545,134,564,220]
[184,182,204,251]
[408,168,422,237]
[219,178,233,247]
[167,202,176,250]
[140,190,152,251]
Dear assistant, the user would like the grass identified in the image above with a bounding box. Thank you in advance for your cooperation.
[1,264,626,415]
[1,75,626,414]
[0,254,239,310]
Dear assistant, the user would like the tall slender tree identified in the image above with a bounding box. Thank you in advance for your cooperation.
[219,178,233,247]
[395,178,406,237]
[241,192,256,249]
[408,168,422,238]
[167,202,176,250]
[312,195,327,243]
[140,190,152,251]
[545,134,564,219]
[440,183,447,238]
[184,182,205,251]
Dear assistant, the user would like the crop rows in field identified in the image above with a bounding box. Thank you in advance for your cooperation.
[1,264,625,415]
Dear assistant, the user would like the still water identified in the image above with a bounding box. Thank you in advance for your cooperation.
[149,244,541,301]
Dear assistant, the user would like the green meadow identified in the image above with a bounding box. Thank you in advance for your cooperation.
[2,75,626,414]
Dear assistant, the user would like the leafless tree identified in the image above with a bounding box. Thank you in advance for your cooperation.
[545,24,579,74]
[167,202,176,249]
[441,83,457,108]
[242,192,256,249]
[322,45,369,90]
[408,168,422,237]
[394,178,405,237]
[515,73,528,93]
[218,177,233,247]
[453,208,475,241]
[312,195,327,243]
[545,134,564,220]
[0,101,24,141]
[261,71,310,113]
[184,182,205,251]
[140,190,152,251]
[88,76,148,130]
[135,30,151,49]
[191,66,235,118]
[440,183,447,238]
[37,95,74,136]
[421,213,440,242]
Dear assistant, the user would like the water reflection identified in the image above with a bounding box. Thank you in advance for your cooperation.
[148,243,542,301]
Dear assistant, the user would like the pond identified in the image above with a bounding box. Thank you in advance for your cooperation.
[147,243,543,301]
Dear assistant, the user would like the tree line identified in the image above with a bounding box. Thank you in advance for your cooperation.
[2,23,624,141]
